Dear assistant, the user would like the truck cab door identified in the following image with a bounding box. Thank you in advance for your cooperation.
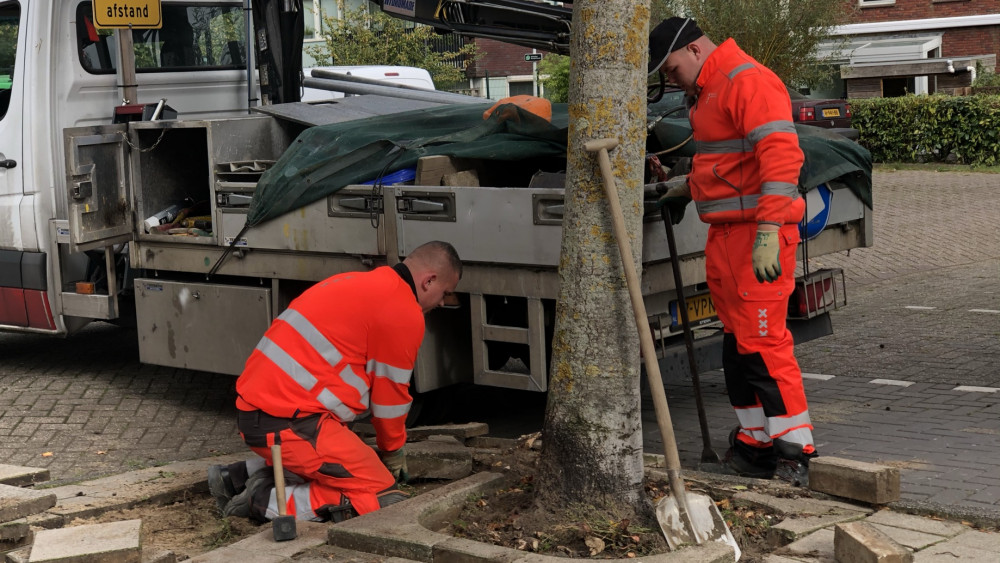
[0,1,24,250]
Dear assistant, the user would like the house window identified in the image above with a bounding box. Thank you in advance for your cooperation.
[859,0,895,7]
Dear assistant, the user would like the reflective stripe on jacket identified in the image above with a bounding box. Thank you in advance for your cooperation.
[236,266,424,453]
[688,39,805,226]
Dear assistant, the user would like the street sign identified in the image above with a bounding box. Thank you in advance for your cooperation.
[92,0,163,29]
[524,53,543,62]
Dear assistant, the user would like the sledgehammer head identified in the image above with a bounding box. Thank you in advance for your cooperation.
[271,444,297,542]
[583,138,619,153]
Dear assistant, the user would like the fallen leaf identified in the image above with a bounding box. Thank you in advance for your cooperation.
[627,552,636,558]
[585,536,605,556]
[476,498,488,507]
[732,485,748,490]
[630,534,641,543]
[41,452,53,457]
[96,450,107,455]
[516,539,528,551]
[530,539,539,551]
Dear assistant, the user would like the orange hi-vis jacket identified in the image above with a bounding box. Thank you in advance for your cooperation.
[236,265,424,453]
[688,39,805,227]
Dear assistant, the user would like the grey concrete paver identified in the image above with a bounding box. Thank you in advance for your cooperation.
[29,519,141,563]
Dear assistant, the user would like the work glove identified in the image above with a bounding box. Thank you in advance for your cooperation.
[379,446,409,484]
[652,176,691,225]
[751,227,782,283]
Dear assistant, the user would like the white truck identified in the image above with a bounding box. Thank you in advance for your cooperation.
[0,0,872,398]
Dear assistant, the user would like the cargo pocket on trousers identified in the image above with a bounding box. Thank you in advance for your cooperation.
[735,283,790,341]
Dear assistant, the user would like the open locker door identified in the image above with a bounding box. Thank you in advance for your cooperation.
[58,125,134,320]
[64,125,134,252]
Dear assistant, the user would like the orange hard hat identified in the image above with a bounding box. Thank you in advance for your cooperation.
[483,95,553,122]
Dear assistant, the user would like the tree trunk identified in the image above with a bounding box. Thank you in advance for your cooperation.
[536,0,654,522]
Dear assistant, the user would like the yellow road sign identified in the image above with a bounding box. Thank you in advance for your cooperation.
[92,0,163,29]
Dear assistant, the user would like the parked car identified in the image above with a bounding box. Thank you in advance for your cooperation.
[788,90,858,140]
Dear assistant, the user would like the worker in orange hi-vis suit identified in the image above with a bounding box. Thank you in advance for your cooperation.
[649,17,817,487]
[207,241,462,522]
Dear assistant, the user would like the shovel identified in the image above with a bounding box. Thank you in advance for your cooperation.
[584,138,740,560]
[270,444,297,542]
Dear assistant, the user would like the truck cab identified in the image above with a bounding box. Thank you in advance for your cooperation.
[0,0,250,334]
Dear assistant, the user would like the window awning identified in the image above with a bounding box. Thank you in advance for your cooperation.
[816,34,942,65]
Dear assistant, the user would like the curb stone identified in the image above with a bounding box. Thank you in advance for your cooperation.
[327,471,736,563]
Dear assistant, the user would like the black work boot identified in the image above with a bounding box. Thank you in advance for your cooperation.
[773,439,818,487]
[223,468,273,521]
[715,427,777,479]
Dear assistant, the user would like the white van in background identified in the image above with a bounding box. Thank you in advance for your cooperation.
[301,65,436,101]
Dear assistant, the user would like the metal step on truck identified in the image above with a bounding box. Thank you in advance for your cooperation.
[0,0,872,398]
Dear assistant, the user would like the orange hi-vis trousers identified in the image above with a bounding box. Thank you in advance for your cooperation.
[704,222,815,453]
[237,410,397,522]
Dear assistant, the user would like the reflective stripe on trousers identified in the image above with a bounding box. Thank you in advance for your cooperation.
[704,222,814,451]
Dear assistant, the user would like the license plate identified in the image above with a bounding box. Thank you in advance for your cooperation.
[821,108,841,118]
[669,292,718,330]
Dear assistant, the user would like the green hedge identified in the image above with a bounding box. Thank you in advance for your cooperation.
[850,95,1000,166]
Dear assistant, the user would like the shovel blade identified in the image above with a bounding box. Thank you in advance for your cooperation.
[656,493,742,561]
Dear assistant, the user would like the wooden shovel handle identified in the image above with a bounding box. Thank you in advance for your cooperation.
[271,444,288,517]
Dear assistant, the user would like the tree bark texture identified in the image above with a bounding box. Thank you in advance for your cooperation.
[537,0,653,518]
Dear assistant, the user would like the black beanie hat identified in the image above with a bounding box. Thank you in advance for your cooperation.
[648,17,704,75]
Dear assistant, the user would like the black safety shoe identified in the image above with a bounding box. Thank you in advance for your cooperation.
[705,427,777,479]
[774,439,817,488]
[207,464,237,513]
[223,468,272,520]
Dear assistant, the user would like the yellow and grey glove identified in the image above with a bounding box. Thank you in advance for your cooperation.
[379,446,409,484]
[652,176,691,225]
[751,227,782,283]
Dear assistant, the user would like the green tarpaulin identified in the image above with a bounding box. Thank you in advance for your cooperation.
[245,102,871,229]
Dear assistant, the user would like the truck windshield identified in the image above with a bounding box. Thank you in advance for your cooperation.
[0,3,17,120]
[76,1,245,73]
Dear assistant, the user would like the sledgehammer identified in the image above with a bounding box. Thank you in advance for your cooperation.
[270,444,297,541]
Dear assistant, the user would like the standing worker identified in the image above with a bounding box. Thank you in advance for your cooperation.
[649,18,816,485]
[208,241,462,522]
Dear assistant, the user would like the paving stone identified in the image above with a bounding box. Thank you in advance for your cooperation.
[0,484,56,523]
[407,438,473,481]
[768,511,867,546]
[0,465,50,488]
[407,423,489,441]
[912,539,999,562]
[140,550,175,563]
[936,530,1000,553]
[25,512,64,530]
[863,511,969,538]
[777,528,836,563]
[186,521,327,562]
[834,522,912,562]
[466,436,519,450]
[868,523,947,551]
[4,547,29,563]
[809,457,900,505]
[29,519,141,563]
[0,521,28,542]
[733,491,870,517]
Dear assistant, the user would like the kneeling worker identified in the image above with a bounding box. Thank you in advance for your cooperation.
[209,241,462,522]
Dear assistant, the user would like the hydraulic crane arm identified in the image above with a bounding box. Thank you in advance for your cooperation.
[370,0,573,55]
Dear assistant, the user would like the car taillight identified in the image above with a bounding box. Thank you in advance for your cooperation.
[798,107,815,121]
[845,104,852,118]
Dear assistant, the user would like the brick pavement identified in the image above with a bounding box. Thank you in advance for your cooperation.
[655,169,1000,517]
[0,323,244,485]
